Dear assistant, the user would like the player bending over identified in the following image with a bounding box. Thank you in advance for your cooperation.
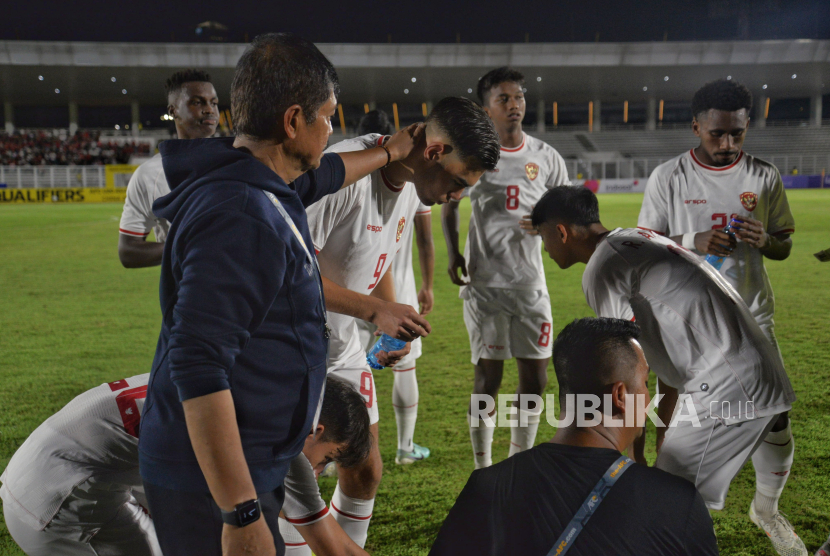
[287,96,499,550]
[442,67,570,469]
[0,375,373,556]
[118,69,219,268]
[532,185,806,556]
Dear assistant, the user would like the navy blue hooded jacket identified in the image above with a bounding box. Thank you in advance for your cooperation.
[138,137,344,493]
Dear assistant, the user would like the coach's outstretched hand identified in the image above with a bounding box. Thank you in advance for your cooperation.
[385,123,425,162]
[372,300,431,342]
[222,519,276,556]
[693,229,736,257]
[519,214,539,236]
[375,341,412,367]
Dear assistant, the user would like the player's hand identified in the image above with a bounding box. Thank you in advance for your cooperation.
[371,301,431,341]
[693,229,736,257]
[384,123,424,163]
[519,214,539,236]
[418,286,434,315]
[375,342,411,367]
[447,252,469,286]
[732,217,769,249]
[222,519,276,556]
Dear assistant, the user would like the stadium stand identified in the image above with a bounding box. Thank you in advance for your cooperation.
[0,130,151,165]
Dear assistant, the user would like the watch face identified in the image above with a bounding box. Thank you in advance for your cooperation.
[237,500,261,526]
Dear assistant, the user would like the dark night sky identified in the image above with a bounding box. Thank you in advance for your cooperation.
[3,0,829,44]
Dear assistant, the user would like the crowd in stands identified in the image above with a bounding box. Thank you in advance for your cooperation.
[0,130,151,165]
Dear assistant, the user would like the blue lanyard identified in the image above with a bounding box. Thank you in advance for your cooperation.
[547,455,634,556]
[262,190,329,338]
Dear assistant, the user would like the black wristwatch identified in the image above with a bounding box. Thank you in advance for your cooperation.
[221,499,262,527]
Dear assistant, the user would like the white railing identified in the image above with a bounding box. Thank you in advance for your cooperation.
[2,154,828,189]
[0,166,107,188]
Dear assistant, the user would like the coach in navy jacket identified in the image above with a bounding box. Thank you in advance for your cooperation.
[138,34,419,556]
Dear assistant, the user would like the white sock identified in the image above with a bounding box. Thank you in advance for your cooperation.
[278,517,311,556]
[330,483,374,548]
[508,409,541,457]
[752,423,794,518]
[468,411,496,469]
[392,366,419,452]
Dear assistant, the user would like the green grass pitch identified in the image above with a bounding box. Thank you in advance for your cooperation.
[1,190,828,555]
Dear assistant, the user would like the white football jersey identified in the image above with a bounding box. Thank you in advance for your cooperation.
[281,453,329,526]
[119,154,170,242]
[638,150,795,330]
[0,374,149,530]
[392,200,431,310]
[308,135,421,367]
[583,228,794,424]
[465,133,570,290]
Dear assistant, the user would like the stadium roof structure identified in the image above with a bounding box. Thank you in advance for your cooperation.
[1,39,828,106]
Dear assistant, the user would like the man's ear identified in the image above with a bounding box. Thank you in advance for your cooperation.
[167,103,176,120]
[423,141,450,162]
[692,117,701,138]
[556,223,569,244]
[611,381,628,415]
[310,423,325,441]
[283,104,303,140]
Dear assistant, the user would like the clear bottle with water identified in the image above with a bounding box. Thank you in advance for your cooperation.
[366,334,407,370]
[704,218,741,270]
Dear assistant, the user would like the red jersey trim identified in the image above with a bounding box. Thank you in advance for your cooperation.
[286,506,329,525]
[500,135,526,153]
[771,228,795,236]
[689,149,744,171]
[119,228,149,237]
[416,209,432,215]
[636,226,665,236]
[393,366,416,373]
[331,503,372,521]
[285,542,308,547]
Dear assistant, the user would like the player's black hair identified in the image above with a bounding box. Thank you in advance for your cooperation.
[317,375,372,468]
[477,66,525,105]
[553,318,641,402]
[165,69,212,98]
[691,79,753,119]
[231,33,340,139]
[357,110,394,136]
[531,185,601,228]
[425,96,500,172]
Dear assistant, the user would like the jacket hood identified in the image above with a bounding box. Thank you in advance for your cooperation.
[154,137,292,222]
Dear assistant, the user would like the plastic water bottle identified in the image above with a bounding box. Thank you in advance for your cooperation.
[704,218,741,270]
[366,334,407,370]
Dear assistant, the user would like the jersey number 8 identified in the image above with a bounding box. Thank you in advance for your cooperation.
[506,185,520,211]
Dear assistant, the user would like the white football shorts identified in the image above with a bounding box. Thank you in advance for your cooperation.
[655,397,778,510]
[327,348,379,426]
[461,285,553,364]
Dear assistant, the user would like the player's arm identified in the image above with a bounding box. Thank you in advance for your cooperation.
[295,514,370,556]
[322,276,430,342]
[732,218,792,261]
[118,234,165,268]
[336,124,423,189]
[440,200,468,286]
[414,213,435,315]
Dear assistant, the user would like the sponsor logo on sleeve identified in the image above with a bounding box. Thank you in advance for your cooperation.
[740,191,758,211]
[525,162,539,181]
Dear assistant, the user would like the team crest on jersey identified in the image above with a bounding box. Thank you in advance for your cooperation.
[396,216,406,242]
[525,163,539,181]
[740,191,758,212]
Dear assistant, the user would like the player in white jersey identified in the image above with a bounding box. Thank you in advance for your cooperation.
[637,80,800,556]
[1,375,372,556]
[297,97,500,550]
[533,185,806,556]
[118,69,219,268]
[442,67,570,469]
[351,109,437,466]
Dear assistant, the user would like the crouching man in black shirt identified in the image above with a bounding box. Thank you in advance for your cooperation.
[430,317,718,556]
